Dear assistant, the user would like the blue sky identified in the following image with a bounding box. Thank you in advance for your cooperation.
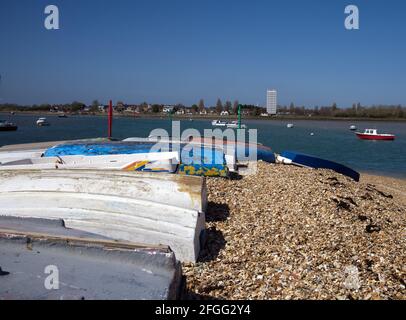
[1,0,405,107]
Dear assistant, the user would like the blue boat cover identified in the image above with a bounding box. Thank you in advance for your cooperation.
[44,142,227,175]
[44,141,276,176]
[280,151,360,182]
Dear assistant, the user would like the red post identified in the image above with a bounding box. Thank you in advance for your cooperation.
[108,100,113,139]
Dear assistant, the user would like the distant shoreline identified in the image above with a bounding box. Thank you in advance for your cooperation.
[2,111,406,122]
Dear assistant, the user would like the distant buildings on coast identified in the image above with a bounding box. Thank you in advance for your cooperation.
[12,89,283,117]
[266,89,277,115]
[5,88,406,119]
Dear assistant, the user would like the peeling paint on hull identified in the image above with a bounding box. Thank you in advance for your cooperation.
[0,216,182,300]
[0,170,207,262]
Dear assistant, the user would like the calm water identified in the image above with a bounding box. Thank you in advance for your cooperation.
[1,113,406,178]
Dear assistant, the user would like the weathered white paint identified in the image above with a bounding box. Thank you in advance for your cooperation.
[0,170,206,262]
[0,219,182,299]
[276,155,293,164]
[0,149,46,164]
[0,152,179,172]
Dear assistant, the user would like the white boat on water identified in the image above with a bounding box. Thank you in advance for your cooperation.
[211,120,227,127]
[226,121,247,129]
[36,118,50,126]
[350,125,357,131]
[287,123,294,128]
[0,120,18,131]
[212,120,247,129]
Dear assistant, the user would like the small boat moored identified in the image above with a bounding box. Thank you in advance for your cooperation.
[212,120,228,127]
[36,118,50,126]
[287,123,294,128]
[226,121,247,129]
[355,129,395,141]
[0,120,18,131]
[350,125,357,131]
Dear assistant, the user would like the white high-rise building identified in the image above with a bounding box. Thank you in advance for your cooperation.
[266,89,277,115]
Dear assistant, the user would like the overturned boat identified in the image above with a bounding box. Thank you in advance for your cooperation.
[0,170,207,262]
[45,140,233,177]
[277,151,360,182]
[0,152,179,173]
[0,137,276,177]
[0,216,182,300]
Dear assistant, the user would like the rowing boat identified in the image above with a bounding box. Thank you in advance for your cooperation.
[0,170,207,262]
[0,152,179,173]
[277,151,360,181]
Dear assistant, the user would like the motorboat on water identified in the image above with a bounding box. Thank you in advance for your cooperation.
[36,117,50,126]
[0,120,18,131]
[212,120,228,127]
[212,120,247,129]
[350,125,357,131]
[355,129,395,141]
[287,123,294,128]
[226,121,247,129]
[58,113,68,118]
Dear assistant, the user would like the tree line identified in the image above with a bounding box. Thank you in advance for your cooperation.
[278,102,405,119]
[1,100,405,119]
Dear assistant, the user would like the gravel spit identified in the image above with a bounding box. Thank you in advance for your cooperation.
[182,162,406,300]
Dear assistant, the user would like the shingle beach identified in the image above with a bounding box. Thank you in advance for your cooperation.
[183,162,406,300]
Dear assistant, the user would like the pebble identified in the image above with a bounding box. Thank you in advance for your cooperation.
[182,162,406,300]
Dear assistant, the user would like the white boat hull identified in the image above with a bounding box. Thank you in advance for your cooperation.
[0,152,180,173]
[0,150,46,164]
[0,170,207,262]
[226,124,247,129]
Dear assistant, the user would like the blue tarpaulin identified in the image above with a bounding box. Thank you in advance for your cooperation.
[44,142,226,166]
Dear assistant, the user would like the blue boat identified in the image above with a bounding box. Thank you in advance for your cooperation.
[227,142,275,164]
[255,145,276,163]
[278,151,360,182]
[44,141,229,177]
